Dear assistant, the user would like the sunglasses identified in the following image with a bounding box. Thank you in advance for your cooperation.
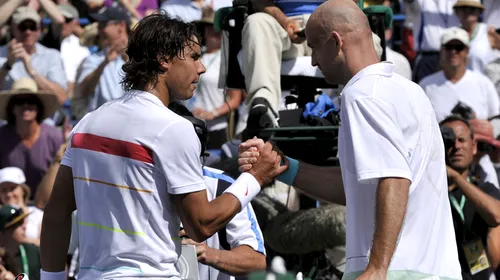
[65,17,74,24]
[444,43,466,52]
[18,22,38,32]
[11,95,39,106]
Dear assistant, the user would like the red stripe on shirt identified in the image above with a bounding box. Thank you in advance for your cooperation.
[71,133,153,164]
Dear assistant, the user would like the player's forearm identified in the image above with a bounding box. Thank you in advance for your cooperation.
[292,161,345,205]
[180,193,241,242]
[208,245,266,276]
[251,0,287,26]
[367,177,410,272]
[487,226,500,270]
[455,176,500,226]
[40,204,73,272]
[32,74,67,104]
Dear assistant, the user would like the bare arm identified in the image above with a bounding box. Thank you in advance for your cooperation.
[40,165,77,272]
[292,161,345,206]
[34,161,61,209]
[214,89,243,117]
[365,177,410,275]
[77,60,107,98]
[173,191,242,243]
[31,72,67,104]
[39,0,65,24]
[251,0,287,26]
[0,0,24,26]
[488,226,500,270]
[207,245,266,276]
[488,27,500,50]
[452,174,500,226]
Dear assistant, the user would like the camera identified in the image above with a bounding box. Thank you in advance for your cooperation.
[441,125,456,150]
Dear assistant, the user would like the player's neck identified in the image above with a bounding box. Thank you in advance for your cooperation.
[146,81,170,106]
[343,49,380,85]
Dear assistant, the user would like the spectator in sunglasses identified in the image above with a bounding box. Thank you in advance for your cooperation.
[0,78,63,198]
[0,205,40,280]
[0,7,68,106]
[420,27,500,124]
[40,4,90,98]
[420,27,500,190]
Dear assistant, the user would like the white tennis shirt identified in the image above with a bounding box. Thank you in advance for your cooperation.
[61,90,259,279]
[338,62,461,280]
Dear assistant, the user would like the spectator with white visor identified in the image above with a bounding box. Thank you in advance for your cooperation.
[453,0,500,73]
[0,7,68,106]
[403,0,460,83]
[420,27,500,189]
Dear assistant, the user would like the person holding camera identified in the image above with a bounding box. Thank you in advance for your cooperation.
[440,115,500,280]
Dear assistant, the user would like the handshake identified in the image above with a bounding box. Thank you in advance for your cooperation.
[238,137,289,187]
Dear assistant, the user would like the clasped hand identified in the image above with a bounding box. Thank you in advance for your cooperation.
[7,39,32,72]
[238,137,288,186]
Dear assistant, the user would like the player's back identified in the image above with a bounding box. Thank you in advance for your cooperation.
[68,91,191,279]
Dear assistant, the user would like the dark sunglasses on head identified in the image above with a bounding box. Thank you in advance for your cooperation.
[18,22,38,32]
[444,43,466,52]
[12,95,39,106]
[65,17,74,23]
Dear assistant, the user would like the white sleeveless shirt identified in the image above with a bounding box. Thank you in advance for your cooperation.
[468,23,500,73]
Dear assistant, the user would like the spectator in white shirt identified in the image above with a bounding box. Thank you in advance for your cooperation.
[420,27,500,123]
[453,0,500,73]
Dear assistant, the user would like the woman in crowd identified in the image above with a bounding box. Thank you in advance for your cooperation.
[0,78,63,197]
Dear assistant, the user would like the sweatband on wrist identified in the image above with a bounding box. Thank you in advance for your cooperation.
[223,172,261,210]
[41,270,66,280]
[277,157,299,186]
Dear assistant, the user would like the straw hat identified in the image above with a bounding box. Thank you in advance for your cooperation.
[453,0,484,10]
[0,78,59,120]
[194,7,215,32]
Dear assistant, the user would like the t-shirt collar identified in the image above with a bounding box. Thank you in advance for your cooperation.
[344,62,395,90]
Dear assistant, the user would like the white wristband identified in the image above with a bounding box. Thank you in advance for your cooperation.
[41,270,66,280]
[223,172,261,210]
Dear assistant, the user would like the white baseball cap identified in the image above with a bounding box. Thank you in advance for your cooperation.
[441,27,470,47]
[0,167,26,185]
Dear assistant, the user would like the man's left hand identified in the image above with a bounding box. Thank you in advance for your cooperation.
[11,43,32,72]
[356,268,387,280]
[181,237,218,266]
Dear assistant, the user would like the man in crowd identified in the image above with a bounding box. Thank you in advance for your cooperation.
[40,14,285,280]
[239,0,461,279]
[0,7,67,105]
[440,116,500,279]
[75,6,130,114]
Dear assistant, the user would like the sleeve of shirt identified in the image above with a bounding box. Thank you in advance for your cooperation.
[225,202,266,255]
[76,55,101,84]
[485,78,500,117]
[155,120,206,195]
[61,132,74,168]
[47,55,68,90]
[344,96,413,184]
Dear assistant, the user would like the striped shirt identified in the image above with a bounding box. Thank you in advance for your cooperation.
[200,167,265,280]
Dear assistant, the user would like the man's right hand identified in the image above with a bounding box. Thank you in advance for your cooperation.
[282,19,305,44]
[240,138,288,186]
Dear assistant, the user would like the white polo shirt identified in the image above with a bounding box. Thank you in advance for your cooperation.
[200,167,265,280]
[419,70,500,122]
[61,90,259,280]
[338,62,461,280]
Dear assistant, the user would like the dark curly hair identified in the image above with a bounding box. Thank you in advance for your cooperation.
[121,13,200,91]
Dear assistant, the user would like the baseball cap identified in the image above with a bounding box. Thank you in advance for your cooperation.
[11,6,41,25]
[441,27,470,47]
[0,167,26,185]
[0,205,29,231]
[89,7,130,24]
[58,4,79,19]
